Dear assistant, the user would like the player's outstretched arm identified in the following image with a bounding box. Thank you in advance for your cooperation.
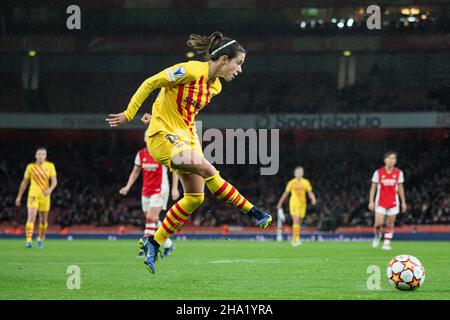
[109,63,194,126]
[15,178,30,206]
[119,165,141,195]
[105,75,159,128]
[106,113,127,128]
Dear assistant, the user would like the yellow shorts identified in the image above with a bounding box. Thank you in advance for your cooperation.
[289,202,307,218]
[27,194,50,212]
[147,131,204,175]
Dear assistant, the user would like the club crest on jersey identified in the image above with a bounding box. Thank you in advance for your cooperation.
[165,134,184,148]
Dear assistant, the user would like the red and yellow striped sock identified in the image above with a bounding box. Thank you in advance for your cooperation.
[25,222,34,242]
[153,193,204,245]
[292,223,300,242]
[38,222,48,240]
[204,172,253,213]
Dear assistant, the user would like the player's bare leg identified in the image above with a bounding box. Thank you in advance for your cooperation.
[25,207,38,248]
[298,218,303,244]
[142,173,205,273]
[146,149,271,273]
[291,215,301,247]
[177,173,205,194]
[382,215,396,250]
[144,206,161,237]
[37,211,49,248]
[372,213,384,248]
[170,150,272,227]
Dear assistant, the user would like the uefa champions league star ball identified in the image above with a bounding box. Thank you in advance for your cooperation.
[386,255,425,291]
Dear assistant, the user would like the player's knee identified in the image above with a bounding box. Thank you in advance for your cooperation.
[184,193,205,210]
[196,163,216,178]
[147,209,160,220]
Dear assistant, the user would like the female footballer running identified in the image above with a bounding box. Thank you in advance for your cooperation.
[106,31,272,273]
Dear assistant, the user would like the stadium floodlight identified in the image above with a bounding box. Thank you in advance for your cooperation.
[401,8,410,15]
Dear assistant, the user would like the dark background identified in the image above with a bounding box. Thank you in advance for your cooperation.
[0,0,449,229]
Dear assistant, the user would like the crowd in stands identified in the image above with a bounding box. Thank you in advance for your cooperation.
[1,71,448,115]
[1,131,449,231]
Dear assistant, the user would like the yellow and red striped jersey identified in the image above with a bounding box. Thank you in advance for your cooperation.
[24,161,56,197]
[123,60,222,142]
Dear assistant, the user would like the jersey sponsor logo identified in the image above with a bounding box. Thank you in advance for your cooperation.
[380,178,397,186]
[174,66,186,78]
[142,163,159,171]
[184,96,203,109]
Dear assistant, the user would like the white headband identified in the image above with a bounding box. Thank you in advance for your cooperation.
[211,40,237,56]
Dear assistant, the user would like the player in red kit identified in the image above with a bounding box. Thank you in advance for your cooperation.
[120,141,180,257]
[368,151,407,250]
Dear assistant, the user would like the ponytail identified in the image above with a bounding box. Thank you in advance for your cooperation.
[187,31,245,61]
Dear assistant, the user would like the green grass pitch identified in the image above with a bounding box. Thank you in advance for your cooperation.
[0,239,449,300]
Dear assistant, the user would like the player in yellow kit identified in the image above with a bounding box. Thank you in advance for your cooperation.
[106,31,272,273]
[277,166,316,246]
[15,147,57,248]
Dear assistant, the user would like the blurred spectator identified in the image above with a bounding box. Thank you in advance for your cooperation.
[1,134,449,229]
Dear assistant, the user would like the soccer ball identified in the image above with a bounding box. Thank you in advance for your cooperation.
[386,255,425,291]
